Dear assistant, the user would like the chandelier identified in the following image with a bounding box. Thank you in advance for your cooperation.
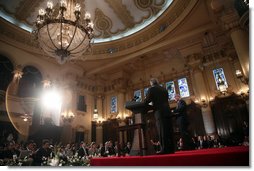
[33,0,94,64]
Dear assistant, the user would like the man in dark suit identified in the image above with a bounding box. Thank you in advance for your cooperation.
[78,142,89,158]
[144,78,175,154]
[173,94,191,150]
[33,139,52,166]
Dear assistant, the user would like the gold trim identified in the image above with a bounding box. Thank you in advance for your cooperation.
[94,8,113,38]
[15,0,41,24]
[105,0,135,28]
[134,0,166,16]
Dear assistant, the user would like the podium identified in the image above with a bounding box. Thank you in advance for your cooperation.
[119,101,153,156]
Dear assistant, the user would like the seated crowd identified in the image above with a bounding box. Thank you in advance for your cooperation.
[176,134,249,151]
[0,138,132,166]
[0,132,249,166]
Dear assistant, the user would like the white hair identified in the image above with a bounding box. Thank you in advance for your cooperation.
[150,78,159,86]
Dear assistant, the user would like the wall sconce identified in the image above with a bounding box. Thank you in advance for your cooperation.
[236,70,248,85]
[201,99,208,108]
[95,118,105,126]
[238,89,249,101]
[12,65,23,80]
[42,79,51,88]
[61,110,75,123]
[93,108,98,121]
[21,113,32,122]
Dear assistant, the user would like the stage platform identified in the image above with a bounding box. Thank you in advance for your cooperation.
[90,146,249,166]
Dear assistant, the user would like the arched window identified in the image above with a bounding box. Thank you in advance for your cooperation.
[17,66,43,97]
[0,55,14,91]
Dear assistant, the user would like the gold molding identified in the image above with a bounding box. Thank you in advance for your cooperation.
[15,0,41,24]
[94,8,113,38]
[105,0,135,28]
[134,0,166,16]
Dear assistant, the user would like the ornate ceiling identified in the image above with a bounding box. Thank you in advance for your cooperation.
[0,0,172,43]
[0,0,238,78]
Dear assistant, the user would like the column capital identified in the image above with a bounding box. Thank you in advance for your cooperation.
[112,78,128,93]
[220,10,240,32]
[96,94,105,100]
[184,53,202,65]
[184,53,204,72]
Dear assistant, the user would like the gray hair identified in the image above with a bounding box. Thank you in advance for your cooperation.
[150,78,159,86]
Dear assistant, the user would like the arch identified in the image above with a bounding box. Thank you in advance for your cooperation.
[75,125,89,143]
[17,65,43,98]
[0,55,14,91]
[22,62,48,80]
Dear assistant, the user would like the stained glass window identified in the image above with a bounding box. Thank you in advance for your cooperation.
[111,96,117,113]
[134,90,142,102]
[166,81,176,100]
[213,68,228,90]
[178,78,190,98]
[144,88,149,98]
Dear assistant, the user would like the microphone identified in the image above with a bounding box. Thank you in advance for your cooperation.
[132,95,138,101]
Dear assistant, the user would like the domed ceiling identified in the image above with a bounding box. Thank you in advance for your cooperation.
[0,0,173,43]
[0,0,232,77]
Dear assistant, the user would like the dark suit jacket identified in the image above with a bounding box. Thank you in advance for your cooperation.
[33,147,52,165]
[174,99,187,117]
[144,84,175,153]
[144,85,170,113]
[100,146,115,157]
[78,147,89,157]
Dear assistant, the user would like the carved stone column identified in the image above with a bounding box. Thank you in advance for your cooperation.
[221,11,249,78]
[113,77,128,119]
[96,94,104,119]
[186,54,216,135]
[61,123,72,144]
[96,125,103,144]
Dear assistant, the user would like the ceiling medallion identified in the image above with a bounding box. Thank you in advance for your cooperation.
[33,0,94,64]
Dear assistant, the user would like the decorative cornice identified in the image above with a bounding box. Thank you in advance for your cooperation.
[15,0,41,24]
[220,10,241,32]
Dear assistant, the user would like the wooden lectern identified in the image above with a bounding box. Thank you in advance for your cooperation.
[118,101,153,156]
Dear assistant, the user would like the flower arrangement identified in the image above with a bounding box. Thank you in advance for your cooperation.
[0,154,90,166]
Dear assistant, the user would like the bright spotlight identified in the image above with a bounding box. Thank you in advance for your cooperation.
[42,89,62,110]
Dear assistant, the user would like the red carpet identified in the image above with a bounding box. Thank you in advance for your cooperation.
[90,146,249,166]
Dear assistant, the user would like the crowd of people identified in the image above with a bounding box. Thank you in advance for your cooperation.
[0,132,249,166]
[0,138,133,166]
[0,77,249,166]
[177,133,249,151]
